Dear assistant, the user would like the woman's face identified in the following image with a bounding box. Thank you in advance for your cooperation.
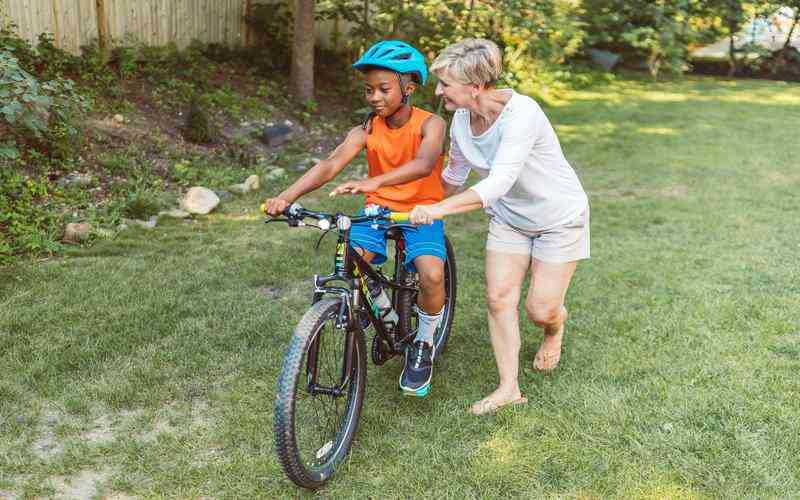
[434,73,477,111]
[363,69,413,117]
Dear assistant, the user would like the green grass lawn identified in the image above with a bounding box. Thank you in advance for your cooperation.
[2,75,799,498]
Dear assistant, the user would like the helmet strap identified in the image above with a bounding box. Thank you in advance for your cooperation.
[361,111,376,134]
[397,73,410,105]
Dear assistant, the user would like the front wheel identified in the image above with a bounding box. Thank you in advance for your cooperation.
[273,298,367,489]
[396,235,457,354]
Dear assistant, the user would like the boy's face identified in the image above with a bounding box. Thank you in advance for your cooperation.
[434,73,475,111]
[363,69,415,117]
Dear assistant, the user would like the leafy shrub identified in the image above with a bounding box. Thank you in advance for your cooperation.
[0,168,62,262]
[184,95,216,143]
[35,33,81,79]
[121,185,169,220]
[244,1,293,70]
[0,50,91,160]
[171,157,256,188]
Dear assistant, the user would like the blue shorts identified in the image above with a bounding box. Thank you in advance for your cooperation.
[350,210,447,273]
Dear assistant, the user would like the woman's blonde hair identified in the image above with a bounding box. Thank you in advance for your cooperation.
[430,38,502,87]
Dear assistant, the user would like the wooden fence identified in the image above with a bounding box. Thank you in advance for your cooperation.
[1,0,343,54]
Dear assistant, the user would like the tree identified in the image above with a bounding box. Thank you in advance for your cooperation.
[95,0,111,64]
[290,0,315,103]
[781,3,800,50]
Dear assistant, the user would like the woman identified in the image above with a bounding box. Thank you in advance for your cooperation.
[409,39,590,416]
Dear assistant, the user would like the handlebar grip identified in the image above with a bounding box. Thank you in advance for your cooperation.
[260,202,268,214]
[389,212,410,222]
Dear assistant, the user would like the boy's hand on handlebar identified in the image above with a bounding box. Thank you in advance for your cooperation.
[329,178,380,197]
[263,197,291,216]
[410,205,440,226]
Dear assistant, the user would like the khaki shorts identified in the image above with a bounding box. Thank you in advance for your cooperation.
[486,208,590,263]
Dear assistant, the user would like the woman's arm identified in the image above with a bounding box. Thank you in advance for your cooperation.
[467,102,543,208]
[410,188,483,225]
[442,181,463,198]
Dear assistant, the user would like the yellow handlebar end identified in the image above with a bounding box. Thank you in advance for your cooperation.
[260,202,268,214]
[389,212,410,222]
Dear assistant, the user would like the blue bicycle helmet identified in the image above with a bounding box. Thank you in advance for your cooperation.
[352,40,428,85]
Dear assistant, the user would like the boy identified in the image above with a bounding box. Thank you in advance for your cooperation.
[264,40,448,396]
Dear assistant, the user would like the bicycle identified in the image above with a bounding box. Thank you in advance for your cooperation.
[265,203,457,489]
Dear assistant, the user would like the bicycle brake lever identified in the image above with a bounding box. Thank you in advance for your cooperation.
[265,217,289,224]
[373,223,418,231]
[265,217,304,227]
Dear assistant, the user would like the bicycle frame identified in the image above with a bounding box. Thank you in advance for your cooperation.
[306,214,418,396]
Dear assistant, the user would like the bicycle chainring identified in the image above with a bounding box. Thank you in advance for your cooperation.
[371,332,394,365]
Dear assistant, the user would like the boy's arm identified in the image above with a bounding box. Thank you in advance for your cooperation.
[264,126,367,215]
[330,115,446,196]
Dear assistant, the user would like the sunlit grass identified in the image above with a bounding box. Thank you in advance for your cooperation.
[1,75,799,498]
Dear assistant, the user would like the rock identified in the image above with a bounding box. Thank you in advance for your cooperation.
[113,114,125,124]
[589,49,621,71]
[292,160,312,172]
[263,168,286,182]
[158,209,191,219]
[228,183,249,195]
[244,174,260,191]
[284,119,293,127]
[180,187,220,215]
[261,125,292,147]
[64,223,91,243]
[117,223,129,232]
[123,216,158,229]
[214,190,233,202]
[58,172,93,187]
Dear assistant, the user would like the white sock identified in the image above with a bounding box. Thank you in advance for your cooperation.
[415,306,443,347]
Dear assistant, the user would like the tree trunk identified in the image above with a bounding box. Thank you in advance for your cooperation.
[291,0,315,103]
[728,30,737,76]
[466,0,476,26]
[784,10,799,50]
[95,0,111,64]
[363,0,370,41]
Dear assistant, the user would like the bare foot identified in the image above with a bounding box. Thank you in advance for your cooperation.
[534,307,566,372]
[468,387,526,416]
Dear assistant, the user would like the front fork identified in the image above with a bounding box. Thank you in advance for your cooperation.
[306,282,359,398]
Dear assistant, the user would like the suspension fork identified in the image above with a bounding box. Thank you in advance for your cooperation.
[306,287,358,397]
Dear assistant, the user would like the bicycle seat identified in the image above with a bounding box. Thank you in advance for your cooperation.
[385,226,404,241]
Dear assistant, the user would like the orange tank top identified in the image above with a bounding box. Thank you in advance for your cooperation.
[365,107,445,211]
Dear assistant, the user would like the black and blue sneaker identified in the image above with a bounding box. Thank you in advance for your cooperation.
[399,341,434,396]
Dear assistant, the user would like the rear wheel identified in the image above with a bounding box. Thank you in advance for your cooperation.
[396,236,457,354]
[274,298,367,489]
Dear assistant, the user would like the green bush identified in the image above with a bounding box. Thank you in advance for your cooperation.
[183,94,216,143]
[121,186,168,220]
[0,168,62,262]
[0,50,91,160]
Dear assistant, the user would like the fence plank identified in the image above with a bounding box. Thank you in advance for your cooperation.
[3,0,344,54]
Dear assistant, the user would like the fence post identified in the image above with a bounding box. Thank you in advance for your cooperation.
[52,0,61,47]
[244,0,252,47]
[95,0,111,63]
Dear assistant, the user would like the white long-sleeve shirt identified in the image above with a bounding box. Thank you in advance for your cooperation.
[442,89,588,231]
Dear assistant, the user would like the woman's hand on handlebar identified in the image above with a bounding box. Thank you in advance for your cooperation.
[409,204,441,226]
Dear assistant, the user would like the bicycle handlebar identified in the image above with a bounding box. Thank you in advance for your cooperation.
[259,202,410,225]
